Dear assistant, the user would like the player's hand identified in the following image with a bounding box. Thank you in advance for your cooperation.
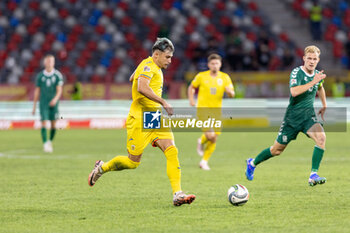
[32,107,36,115]
[49,99,57,107]
[189,100,196,107]
[163,101,173,116]
[318,107,326,121]
[314,70,326,84]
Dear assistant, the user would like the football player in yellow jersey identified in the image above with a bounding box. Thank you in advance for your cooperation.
[188,54,235,170]
[88,38,195,206]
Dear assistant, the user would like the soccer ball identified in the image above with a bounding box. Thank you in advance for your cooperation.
[227,184,249,206]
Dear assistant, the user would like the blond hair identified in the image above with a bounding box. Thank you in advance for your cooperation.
[304,45,320,56]
[208,53,222,62]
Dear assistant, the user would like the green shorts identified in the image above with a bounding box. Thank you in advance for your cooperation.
[40,105,59,121]
[276,112,320,145]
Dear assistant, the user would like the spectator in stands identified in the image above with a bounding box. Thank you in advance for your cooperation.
[71,81,82,100]
[309,0,323,41]
[331,78,345,98]
[282,48,295,69]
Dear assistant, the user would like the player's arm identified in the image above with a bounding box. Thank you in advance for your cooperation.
[225,83,235,98]
[317,84,327,120]
[49,85,63,107]
[129,70,135,82]
[290,70,326,97]
[187,83,196,106]
[138,76,173,115]
[32,87,40,115]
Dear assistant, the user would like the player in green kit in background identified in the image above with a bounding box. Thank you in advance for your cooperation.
[32,55,64,153]
[245,45,327,186]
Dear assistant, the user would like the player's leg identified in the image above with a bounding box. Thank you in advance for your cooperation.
[246,141,287,180]
[155,138,195,206]
[199,131,217,170]
[306,123,326,186]
[49,120,57,142]
[41,121,48,144]
[196,133,207,156]
[88,116,144,186]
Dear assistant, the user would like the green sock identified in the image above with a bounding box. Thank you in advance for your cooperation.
[41,128,47,143]
[253,147,273,166]
[311,146,324,172]
[50,128,56,141]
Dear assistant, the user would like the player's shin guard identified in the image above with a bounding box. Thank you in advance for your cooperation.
[101,156,140,172]
[200,134,208,145]
[311,146,324,172]
[164,146,181,194]
[50,128,56,141]
[203,141,216,162]
[41,127,47,143]
[253,147,273,166]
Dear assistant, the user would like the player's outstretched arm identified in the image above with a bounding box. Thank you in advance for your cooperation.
[138,76,173,115]
[290,71,326,97]
[32,87,40,115]
[187,84,196,106]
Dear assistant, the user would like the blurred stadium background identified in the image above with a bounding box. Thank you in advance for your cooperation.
[0,0,350,129]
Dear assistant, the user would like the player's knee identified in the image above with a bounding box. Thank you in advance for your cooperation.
[270,147,284,156]
[206,134,217,143]
[317,134,326,147]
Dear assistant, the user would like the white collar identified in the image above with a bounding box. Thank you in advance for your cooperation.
[300,66,315,77]
[43,69,55,76]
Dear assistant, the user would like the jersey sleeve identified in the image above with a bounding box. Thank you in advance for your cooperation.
[191,73,201,88]
[138,64,154,80]
[56,70,64,86]
[35,74,41,87]
[289,68,302,88]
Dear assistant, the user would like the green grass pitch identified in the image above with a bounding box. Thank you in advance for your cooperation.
[1,128,349,233]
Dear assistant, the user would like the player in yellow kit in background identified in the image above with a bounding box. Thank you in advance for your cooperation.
[88,38,195,206]
[188,54,235,170]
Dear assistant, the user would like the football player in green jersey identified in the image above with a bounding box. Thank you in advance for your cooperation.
[245,45,327,186]
[32,55,64,153]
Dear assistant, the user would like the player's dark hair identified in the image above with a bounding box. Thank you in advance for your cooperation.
[152,38,174,53]
[44,54,55,59]
[208,53,222,62]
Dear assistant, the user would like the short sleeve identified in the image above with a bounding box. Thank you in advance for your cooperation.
[35,74,41,87]
[56,70,64,86]
[289,68,301,88]
[139,65,154,80]
[225,74,234,90]
[191,73,201,88]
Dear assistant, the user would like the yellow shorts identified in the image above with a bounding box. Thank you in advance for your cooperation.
[126,115,174,155]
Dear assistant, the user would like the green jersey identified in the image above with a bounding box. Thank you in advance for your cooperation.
[35,69,64,106]
[284,66,323,127]
[276,66,324,144]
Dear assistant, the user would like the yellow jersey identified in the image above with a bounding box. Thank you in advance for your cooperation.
[129,56,163,118]
[191,70,233,108]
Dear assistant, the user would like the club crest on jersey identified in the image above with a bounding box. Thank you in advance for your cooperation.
[143,66,151,72]
[282,135,287,142]
[217,78,223,85]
